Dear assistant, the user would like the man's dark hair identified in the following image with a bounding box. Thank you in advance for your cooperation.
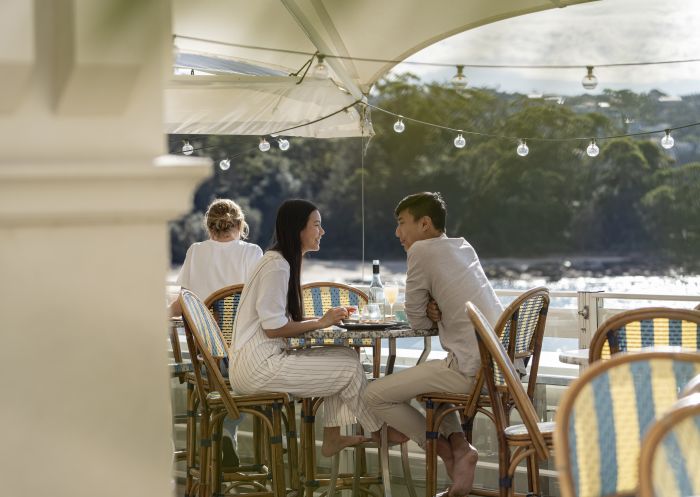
[394,192,446,232]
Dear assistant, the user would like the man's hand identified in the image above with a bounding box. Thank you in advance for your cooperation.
[427,298,442,323]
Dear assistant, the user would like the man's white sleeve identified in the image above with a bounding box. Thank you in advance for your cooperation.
[405,246,434,330]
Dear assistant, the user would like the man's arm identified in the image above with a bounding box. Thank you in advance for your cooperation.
[405,246,435,330]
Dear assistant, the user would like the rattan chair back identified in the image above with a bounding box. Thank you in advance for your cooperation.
[555,350,700,497]
[680,373,700,398]
[639,393,700,497]
[467,302,549,460]
[180,288,240,419]
[588,307,700,363]
[204,284,244,348]
[301,282,368,317]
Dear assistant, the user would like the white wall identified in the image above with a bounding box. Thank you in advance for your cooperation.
[0,1,209,496]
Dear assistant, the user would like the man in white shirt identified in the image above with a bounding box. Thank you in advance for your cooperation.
[364,192,503,497]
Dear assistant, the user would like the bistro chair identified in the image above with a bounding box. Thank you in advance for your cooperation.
[555,349,700,497]
[204,284,244,347]
[680,373,700,397]
[179,288,297,497]
[638,393,700,497]
[588,307,700,363]
[418,287,550,497]
[300,282,415,497]
[466,302,554,497]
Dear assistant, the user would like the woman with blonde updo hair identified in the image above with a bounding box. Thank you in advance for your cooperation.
[170,199,262,316]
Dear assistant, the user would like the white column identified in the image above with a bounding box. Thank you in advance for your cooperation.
[0,2,209,496]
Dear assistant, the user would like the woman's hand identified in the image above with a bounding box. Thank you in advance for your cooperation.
[320,306,348,328]
[427,298,442,323]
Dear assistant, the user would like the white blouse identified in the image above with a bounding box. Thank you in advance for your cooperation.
[230,250,290,353]
[176,239,263,301]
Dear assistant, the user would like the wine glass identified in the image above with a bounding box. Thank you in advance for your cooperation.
[384,282,399,319]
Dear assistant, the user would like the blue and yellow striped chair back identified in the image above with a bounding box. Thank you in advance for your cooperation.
[555,351,700,497]
[494,288,549,389]
[301,282,368,317]
[639,393,700,497]
[180,288,228,359]
[590,308,700,362]
[204,284,244,348]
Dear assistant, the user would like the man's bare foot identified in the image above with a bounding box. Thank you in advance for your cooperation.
[321,429,370,457]
[446,445,478,496]
[371,426,409,445]
[436,436,455,480]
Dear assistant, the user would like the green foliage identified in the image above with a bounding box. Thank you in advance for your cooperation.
[168,80,700,266]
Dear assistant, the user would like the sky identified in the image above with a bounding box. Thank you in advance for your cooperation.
[390,0,700,96]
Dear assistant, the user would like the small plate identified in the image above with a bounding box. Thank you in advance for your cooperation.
[338,321,398,330]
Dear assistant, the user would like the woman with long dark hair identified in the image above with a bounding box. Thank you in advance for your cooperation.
[229,199,405,455]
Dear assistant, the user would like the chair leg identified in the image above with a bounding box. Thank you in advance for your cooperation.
[210,412,226,497]
[185,383,197,497]
[198,410,211,497]
[284,401,300,492]
[327,454,340,497]
[301,398,317,497]
[400,442,418,497]
[526,453,541,497]
[271,402,287,497]
[425,399,438,497]
[379,424,393,497]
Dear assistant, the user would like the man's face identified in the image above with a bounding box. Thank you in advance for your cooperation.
[395,208,429,251]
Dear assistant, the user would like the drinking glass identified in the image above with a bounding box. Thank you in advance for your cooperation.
[384,282,399,319]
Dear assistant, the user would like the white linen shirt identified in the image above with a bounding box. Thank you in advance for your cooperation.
[229,250,290,354]
[176,239,262,300]
[404,234,503,376]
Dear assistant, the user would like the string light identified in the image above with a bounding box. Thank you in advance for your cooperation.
[454,132,466,149]
[313,54,329,79]
[259,138,271,152]
[182,140,194,155]
[278,138,290,151]
[582,66,598,90]
[586,139,600,157]
[451,65,468,90]
[219,158,231,170]
[393,117,406,133]
[517,140,529,156]
[660,129,675,149]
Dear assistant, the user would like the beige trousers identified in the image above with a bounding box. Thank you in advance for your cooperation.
[364,357,476,447]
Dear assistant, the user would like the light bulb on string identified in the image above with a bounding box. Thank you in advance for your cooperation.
[278,138,290,151]
[182,140,194,155]
[259,138,271,152]
[313,55,329,79]
[454,132,466,149]
[582,66,598,90]
[586,139,600,157]
[451,65,468,90]
[219,159,230,171]
[517,140,529,157]
[660,129,675,149]
[393,117,405,133]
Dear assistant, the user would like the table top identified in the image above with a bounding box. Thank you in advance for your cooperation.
[558,348,589,366]
[285,325,437,349]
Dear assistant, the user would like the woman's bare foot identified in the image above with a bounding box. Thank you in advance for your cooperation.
[371,426,409,445]
[321,427,370,457]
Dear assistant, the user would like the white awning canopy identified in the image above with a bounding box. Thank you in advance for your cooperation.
[168,0,593,137]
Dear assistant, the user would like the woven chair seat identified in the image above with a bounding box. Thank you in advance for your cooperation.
[505,421,555,440]
[417,391,488,405]
[169,361,194,375]
[207,390,291,405]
